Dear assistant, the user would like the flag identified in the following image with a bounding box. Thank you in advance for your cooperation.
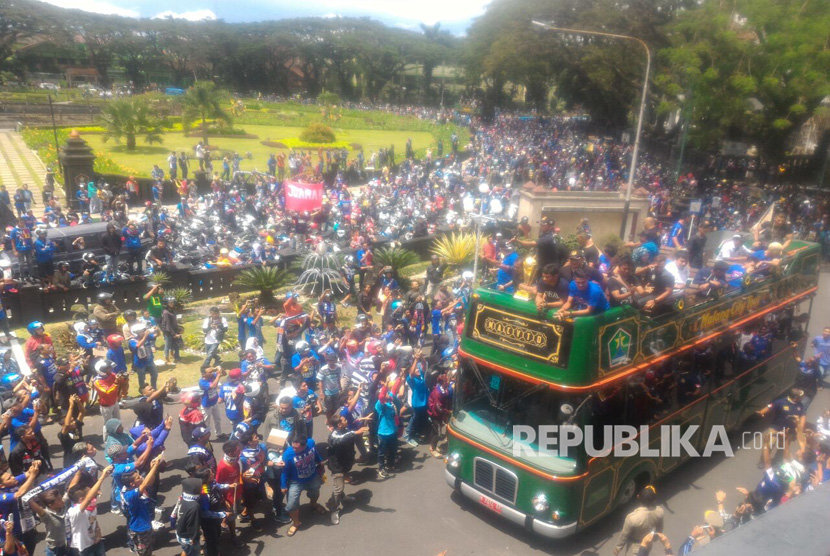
[284,180,324,212]
[750,202,776,233]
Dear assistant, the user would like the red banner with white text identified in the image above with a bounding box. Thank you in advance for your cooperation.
[284,180,324,212]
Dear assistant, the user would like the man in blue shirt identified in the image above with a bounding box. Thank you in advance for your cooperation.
[496,244,519,293]
[667,212,690,248]
[199,367,225,438]
[405,352,429,447]
[10,218,34,281]
[375,391,402,478]
[812,327,830,381]
[121,454,164,556]
[280,435,324,537]
[221,369,246,428]
[33,228,56,286]
[557,269,609,318]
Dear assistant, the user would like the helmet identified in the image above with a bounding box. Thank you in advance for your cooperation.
[295,341,310,355]
[345,255,355,264]
[145,201,153,207]
[164,296,176,304]
[88,319,98,328]
[366,340,382,356]
[82,252,96,262]
[285,291,298,301]
[390,300,403,312]
[73,322,88,334]
[123,309,136,320]
[1,374,21,388]
[346,339,359,353]
[355,314,369,328]
[58,261,69,270]
[131,322,147,334]
[245,383,261,397]
[106,334,123,349]
[35,228,47,237]
[97,292,113,302]
[462,271,474,281]
[27,321,44,335]
[94,359,113,375]
[180,391,200,406]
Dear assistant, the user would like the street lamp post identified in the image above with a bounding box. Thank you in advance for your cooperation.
[532,21,651,239]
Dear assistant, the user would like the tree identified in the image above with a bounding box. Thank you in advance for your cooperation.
[99,98,164,151]
[659,0,830,160]
[180,81,232,146]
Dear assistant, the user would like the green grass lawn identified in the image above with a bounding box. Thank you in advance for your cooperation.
[79,125,436,177]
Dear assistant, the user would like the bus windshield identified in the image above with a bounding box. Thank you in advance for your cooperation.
[453,357,583,475]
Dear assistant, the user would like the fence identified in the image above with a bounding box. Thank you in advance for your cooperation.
[2,223,486,326]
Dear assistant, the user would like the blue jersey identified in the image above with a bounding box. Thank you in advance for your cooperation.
[34,238,55,263]
[567,281,610,314]
[667,221,686,246]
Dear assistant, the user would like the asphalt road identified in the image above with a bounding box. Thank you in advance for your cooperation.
[34,269,830,556]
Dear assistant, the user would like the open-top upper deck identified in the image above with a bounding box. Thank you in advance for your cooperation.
[460,240,820,389]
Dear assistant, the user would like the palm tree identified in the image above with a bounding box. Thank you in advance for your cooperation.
[233,266,293,306]
[99,98,164,151]
[181,81,233,146]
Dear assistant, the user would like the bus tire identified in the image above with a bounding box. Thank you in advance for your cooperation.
[617,472,649,506]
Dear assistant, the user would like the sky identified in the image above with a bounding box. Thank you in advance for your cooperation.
[37,0,490,34]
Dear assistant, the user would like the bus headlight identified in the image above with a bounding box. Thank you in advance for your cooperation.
[532,494,550,513]
[551,510,561,522]
[445,452,461,469]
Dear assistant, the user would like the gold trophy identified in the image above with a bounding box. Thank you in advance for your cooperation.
[513,255,537,300]
[523,255,537,285]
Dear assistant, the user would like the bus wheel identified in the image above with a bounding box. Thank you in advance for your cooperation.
[618,478,637,506]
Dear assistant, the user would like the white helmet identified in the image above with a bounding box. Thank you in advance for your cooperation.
[73,322,88,334]
[131,322,147,334]
[245,383,261,397]
[94,359,113,375]
[295,341,310,355]
[462,271,474,281]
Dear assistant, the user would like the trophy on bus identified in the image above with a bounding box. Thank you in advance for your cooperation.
[523,255,537,286]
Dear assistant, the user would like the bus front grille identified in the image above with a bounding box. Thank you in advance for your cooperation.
[474,458,518,504]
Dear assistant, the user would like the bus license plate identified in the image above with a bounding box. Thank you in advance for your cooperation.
[479,494,502,514]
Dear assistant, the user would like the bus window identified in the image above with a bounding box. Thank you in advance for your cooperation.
[453,358,584,472]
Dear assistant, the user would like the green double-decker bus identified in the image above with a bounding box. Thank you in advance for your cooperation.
[445,241,820,538]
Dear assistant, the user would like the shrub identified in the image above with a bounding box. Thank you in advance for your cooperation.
[299,123,336,144]
[373,247,420,271]
[167,287,194,310]
[148,270,171,287]
[431,232,477,268]
[233,266,293,306]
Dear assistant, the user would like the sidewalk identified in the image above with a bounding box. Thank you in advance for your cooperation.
[0,130,64,205]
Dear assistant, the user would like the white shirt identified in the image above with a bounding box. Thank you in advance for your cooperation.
[67,499,101,551]
[718,241,752,260]
[665,261,690,290]
[203,316,229,346]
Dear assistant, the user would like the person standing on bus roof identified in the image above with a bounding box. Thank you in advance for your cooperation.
[516,216,567,279]
[495,241,519,293]
[811,326,830,382]
[666,212,691,249]
[613,486,664,555]
[557,268,609,318]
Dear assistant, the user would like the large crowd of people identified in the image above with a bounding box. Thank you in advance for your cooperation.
[0,111,829,556]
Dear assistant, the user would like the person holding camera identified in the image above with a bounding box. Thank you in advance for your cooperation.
[202,306,228,370]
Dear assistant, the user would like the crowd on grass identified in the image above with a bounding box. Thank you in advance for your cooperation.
[1,113,830,555]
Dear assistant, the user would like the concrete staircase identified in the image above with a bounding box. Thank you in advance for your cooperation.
[0,130,64,206]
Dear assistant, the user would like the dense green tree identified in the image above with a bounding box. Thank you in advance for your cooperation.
[659,0,830,159]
